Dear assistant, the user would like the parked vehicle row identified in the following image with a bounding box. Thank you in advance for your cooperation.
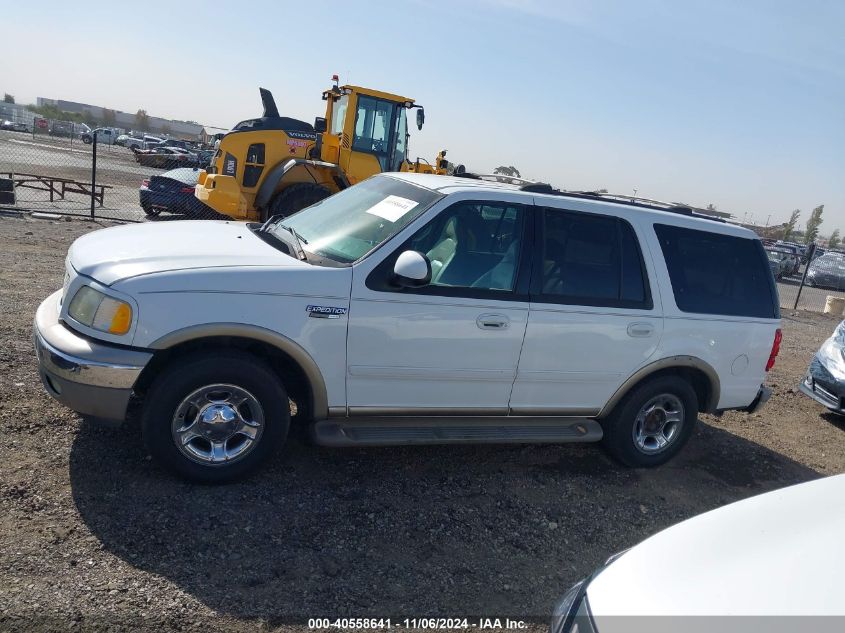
[0,119,29,132]
[132,145,213,170]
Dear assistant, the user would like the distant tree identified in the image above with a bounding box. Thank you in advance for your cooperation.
[24,102,84,123]
[135,109,150,130]
[829,229,841,249]
[804,205,824,244]
[102,108,116,126]
[493,165,521,178]
[782,209,801,241]
[81,109,98,127]
[3,93,14,104]
[161,123,172,135]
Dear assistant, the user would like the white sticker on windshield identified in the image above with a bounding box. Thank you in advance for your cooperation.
[365,195,419,222]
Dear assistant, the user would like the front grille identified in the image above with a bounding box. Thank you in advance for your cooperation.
[814,381,838,404]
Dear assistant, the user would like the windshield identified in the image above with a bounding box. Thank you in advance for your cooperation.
[767,251,785,262]
[274,176,442,264]
[815,254,845,268]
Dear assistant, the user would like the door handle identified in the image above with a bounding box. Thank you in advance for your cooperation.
[627,322,655,338]
[477,313,510,330]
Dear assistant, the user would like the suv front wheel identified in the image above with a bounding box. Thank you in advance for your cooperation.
[601,376,698,467]
[141,350,289,483]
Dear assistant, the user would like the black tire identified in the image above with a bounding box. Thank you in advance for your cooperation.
[141,350,289,483]
[601,376,698,468]
[141,203,161,217]
[263,183,331,222]
[82,136,92,144]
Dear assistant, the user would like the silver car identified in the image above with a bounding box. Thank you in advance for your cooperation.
[806,252,845,290]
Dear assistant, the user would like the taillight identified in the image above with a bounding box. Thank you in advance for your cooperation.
[141,179,150,187]
[180,186,195,193]
[766,328,782,371]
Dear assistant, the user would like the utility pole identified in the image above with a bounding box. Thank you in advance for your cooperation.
[766,214,771,227]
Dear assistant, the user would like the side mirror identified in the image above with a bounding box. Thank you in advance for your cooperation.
[314,117,327,133]
[416,108,425,131]
[392,250,431,287]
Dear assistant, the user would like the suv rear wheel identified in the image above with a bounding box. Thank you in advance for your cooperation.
[141,350,289,483]
[601,376,698,467]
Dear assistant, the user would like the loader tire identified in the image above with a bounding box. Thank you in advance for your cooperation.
[264,183,331,222]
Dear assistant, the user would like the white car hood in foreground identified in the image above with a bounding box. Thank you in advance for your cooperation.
[587,474,845,620]
[68,221,308,285]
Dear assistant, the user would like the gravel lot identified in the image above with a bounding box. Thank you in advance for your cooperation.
[2,215,845,632]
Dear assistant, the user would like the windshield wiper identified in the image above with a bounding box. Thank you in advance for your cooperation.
[280,224,308,245]
[277,223,308,260]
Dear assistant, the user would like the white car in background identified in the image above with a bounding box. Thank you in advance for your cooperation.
[551,474,845,633]
[116,134,144,150]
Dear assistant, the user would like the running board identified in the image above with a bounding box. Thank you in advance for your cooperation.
[311,416,603,447]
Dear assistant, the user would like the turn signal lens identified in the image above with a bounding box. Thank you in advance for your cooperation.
[107,302,132,334]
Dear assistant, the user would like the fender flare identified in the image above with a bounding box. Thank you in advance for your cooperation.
[598,355,721,417]
[255,159,350,211]
[148,322,329,420]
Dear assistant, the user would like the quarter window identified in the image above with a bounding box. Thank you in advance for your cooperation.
[654,224,778,318]
[537,208,651,308]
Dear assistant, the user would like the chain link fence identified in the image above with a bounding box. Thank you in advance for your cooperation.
[0,124,227,222]
[776,268,845,314]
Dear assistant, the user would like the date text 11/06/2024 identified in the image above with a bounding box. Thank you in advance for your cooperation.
[307,618,529,630]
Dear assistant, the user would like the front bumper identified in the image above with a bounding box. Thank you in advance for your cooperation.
[799,356,845,413]
[33,290,153,421]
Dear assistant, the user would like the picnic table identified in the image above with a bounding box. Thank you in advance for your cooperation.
[0,172,113,207]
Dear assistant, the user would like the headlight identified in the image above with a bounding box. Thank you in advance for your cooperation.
[67,286,132,335]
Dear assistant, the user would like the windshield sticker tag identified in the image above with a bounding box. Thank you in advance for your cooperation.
[365,195,419,222]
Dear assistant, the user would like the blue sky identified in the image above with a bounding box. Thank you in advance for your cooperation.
[2,0,843,230]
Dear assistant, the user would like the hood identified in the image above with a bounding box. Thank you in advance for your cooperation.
[586,474,845,619]
[69,220,308,285]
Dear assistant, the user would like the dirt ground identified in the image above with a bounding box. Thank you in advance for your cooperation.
[1,214,844,632]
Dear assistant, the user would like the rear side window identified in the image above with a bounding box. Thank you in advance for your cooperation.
[535,208,652,309]
[654,224,778,318]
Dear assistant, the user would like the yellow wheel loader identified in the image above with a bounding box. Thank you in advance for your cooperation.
[196,79,462,221]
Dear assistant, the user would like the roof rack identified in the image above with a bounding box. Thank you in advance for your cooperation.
[518,185,727,223]
[452,172,538,186]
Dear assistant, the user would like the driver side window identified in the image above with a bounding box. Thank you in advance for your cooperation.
[406,202,526,292]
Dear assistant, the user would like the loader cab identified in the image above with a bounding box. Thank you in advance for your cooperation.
[320,85,420,181]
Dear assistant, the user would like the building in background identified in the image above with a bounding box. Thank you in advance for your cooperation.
[35,97,223,141]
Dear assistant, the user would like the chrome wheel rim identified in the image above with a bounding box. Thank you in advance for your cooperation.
[171,384,264,466]
[632,393,684,454]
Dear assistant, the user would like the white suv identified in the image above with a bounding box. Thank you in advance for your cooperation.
[33,173,781,482]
